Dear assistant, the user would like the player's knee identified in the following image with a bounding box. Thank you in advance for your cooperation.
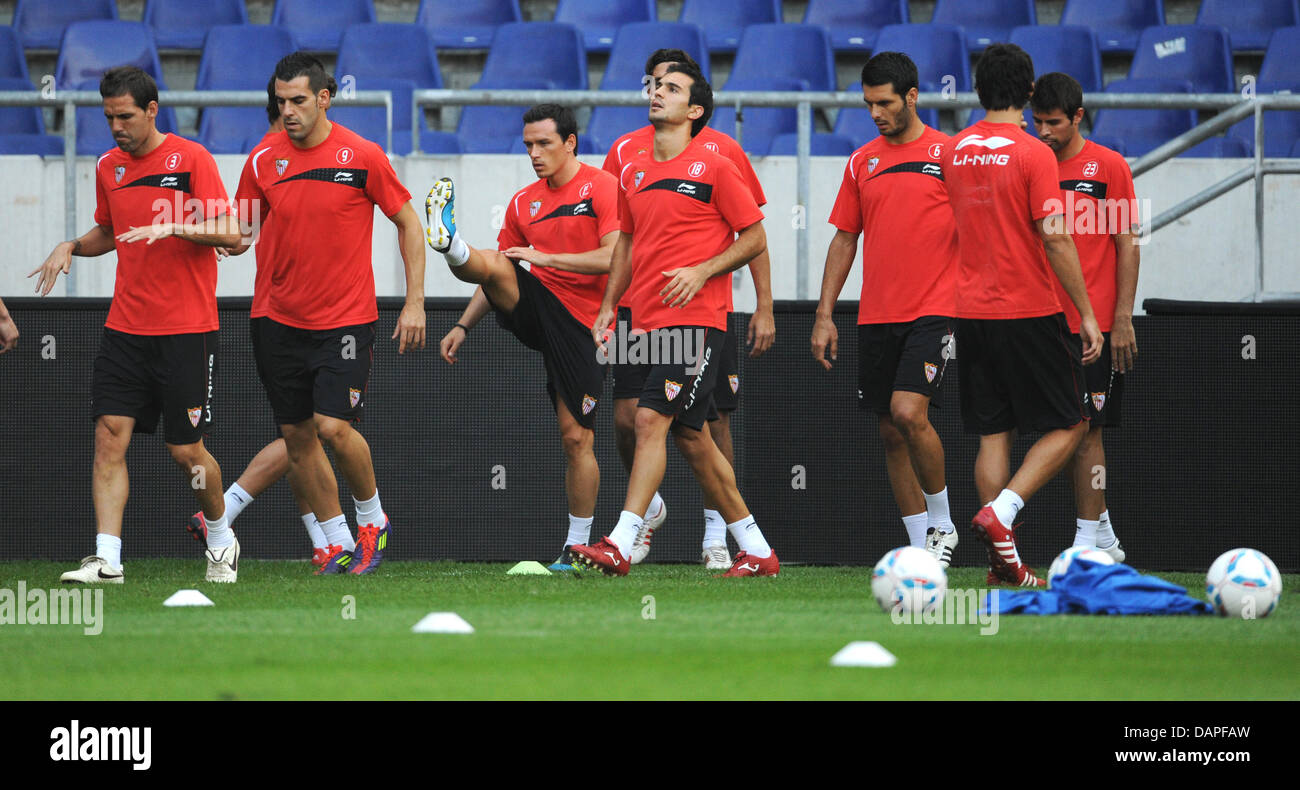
[559,423,593,458]
[877,416,906,451]
[166,442,201,468]
[889,401,929,437]
[613,401,637,438]
[313,415,350,445]
[671,426,711,461]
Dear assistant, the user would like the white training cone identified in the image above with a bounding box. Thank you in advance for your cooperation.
[830,641,897,667]
[411,612,475,634]
[163,589,214,607]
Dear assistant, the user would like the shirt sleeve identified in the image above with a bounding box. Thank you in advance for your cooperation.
[1110,152,1140,234]
[827,152,864,233]
[363,145,411,217]
[712,157,764,232]
[601,137,623,178]
[1025,142,1063,221]
[234,151,269,229]
[93,162,112,228]
[723,137,767,206]
[189,148,231,219]
[592,172,620,238]
[618,181,635,235]
[496,191,527,250]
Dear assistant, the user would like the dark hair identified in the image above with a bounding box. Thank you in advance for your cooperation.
[265,75,280,124]
[522,103,578,149]
[645,48,699,76]
[974,43,1035,111]
[99,66,158,111]
[1030,72,1084,121]
[860,51,918,98]
[664,61,712,136]
[273,51,333,96]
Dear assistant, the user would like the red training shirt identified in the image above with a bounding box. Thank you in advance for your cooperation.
[249,130,278,319]
[617,140,764,332]
[235,122,411,330]
[941,120,1064,319]
[827,126,958,324]
[498,162,619,328]
[94,134,230,335]
[1053,139,1138,333]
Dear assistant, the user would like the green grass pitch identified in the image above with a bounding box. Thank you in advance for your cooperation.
[1,561,1295,700]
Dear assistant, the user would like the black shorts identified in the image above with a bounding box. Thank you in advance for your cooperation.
[858,315,954,414]
[489,262,606,430]
[1076,331,1124,428]
[957,314,1087,435]
[255,318,375,425]
[91,327,217,445]
[629,325,727,431]
[612,306,643,401]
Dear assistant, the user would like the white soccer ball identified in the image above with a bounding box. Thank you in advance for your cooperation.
[1206,548,1282,619]
[871,546,946,614]
[1047,546,1116,587]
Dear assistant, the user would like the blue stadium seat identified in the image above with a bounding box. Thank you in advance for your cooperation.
[679,0,781,54]
[14,0,118,49]
[195,25,297,155]
[330,77,417,154]
[833,82,941,147]
[55,21,166,89]
[1009,25,1103,93]
[271,0,375,52]
[932,0,1036,52]
[1129,25,1235,95]
[1087,135,1127,155]
[730,25,836,92]
[1197,0,1298,52]
[420,130,464,153]
[416,0,521,50]
[871,25,971,91]
[458,23,587,152]
[1292,139,1300,155]
[1090,78,1197,157]
[1178,137,1251,157]
[601,22,711,88]
[0,133,65,155]
[802,0,908,53]
[336,24,442,88]
[1060,0,1165,54]
[766,132,857,156]
[1227,82,1300,157]
[586,107,651,155]
[0,77,45,134]
[72,78,180,156]
[555,0,656,54]
[0,26,32,80]
[709,77,805,155]
[144,0,248,50]
[1259,27,1300,82]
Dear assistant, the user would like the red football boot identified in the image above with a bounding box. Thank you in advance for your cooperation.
[722,550,780,577]
[568,537,630,576]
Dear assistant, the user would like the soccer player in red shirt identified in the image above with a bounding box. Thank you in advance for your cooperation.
[427,104,619,569]
[812,52,961,566]
[233,53,427,575]
[1031,72,1140,562]
[601,48,775,570]
[572,62,776,577]
[29,67,243,583]
[941,45,1104,588]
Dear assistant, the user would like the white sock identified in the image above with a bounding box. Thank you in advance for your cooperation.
[205,512,233,549]
[566,514,593,548]
[643,492,665,522]
[923,487,955,532]
[1074,518,1100,547]
[303,513,327,550]
[443,234,469,267]
[320,514,356,552]
[727,515,771,559]
[223,483,253,523]
[902,512,929,548]
[702,508,726,549]
[96,533,122,570]
[354,491,384,528]
[990,489,1024,528]
[608,510,642,558]
[1096,509,1118,548]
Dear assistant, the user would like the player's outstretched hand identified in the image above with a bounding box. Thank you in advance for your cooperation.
[502,247,546,268]
[0,313,17,353]
[1079,315,1104,366]
[748,307,775,357]
[394,302,426,354]
[29,243,73,296]
[660,265,708,308]
[591,306,616,355]
[810,315,838,371]
[440,325,465,364]
[116,224,175,246]
[1110,315,1137,373]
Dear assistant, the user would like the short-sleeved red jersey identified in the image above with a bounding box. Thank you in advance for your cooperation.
[941,120,1064,319]
[827,126,958,324]
[249,130,278,319]
[1053,140,1137,332]
[497,162,619,328]
[235,122,411,330]
[617,141,764,332]
[94,134,230,335]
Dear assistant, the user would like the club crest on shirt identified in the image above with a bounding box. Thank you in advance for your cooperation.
[578,181,592,199]
[664,380,681,401]
[529,200,542,217]
[114,165,125,183]
[1083,160,1099,178]
[924,362,938,383]
[634,170,645,188]
[728,374,739,393]
[187,407,202,427]
[582,394,597,415]
[1091,392,1106,411]
[867,156,880,174]
[349,388,362,408]
[275,158,289,176]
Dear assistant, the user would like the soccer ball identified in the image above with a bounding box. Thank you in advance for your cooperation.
[1206,549,1282,619]
[871,546,946,614]
[1047,546,1116,587]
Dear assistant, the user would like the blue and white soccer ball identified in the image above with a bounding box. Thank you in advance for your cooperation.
[1047,546,1116,587]
[871,546,946,614]
[1206,548,1282,619]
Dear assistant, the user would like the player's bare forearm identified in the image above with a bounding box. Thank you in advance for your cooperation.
[507,231,618,275]
[29,225,114,295]
[1110,230,1141,371]
[392,203,427,353]
[815,230,858,319]
[599,232,634,315]
[458,287,493,330]
[1040,219,1095,324]
[749,245,773,311]
[699,222,766,279]
[171,214,244,248]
